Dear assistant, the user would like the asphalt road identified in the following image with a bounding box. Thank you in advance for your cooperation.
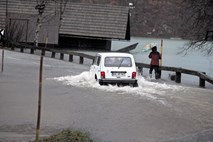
[0,50,213,142]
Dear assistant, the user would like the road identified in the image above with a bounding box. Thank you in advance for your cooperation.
[0,50,213,142]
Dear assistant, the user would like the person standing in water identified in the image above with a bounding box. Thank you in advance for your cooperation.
[148,46,161,79]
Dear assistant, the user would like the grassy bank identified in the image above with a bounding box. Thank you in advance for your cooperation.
[38,130,93,142]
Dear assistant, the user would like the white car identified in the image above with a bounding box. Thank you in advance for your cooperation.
[90,52,138,87]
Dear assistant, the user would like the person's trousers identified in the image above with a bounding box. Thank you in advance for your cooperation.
[149,65,160,79]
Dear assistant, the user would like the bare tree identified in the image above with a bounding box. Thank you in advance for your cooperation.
[4,20,25,45]
[34,0,47,47]
[179,0,213,55]
[58,0,68,28]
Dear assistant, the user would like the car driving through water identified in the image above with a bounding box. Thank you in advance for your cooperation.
[90,52,138,87]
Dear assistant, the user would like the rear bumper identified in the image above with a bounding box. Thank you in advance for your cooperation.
[99,79,137,84]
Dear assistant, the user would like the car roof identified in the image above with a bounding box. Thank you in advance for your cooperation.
[96,52,134,58]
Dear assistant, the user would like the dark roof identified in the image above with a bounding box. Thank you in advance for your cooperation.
[0,0,6,29]
[60,3,130,40]
[0,1,130,40]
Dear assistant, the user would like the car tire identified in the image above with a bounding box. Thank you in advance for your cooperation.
[99,82,104,85]
[131,83,138,87]
[95,75,104,85]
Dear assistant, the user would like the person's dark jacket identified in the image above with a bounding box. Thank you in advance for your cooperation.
[148,46,161,66]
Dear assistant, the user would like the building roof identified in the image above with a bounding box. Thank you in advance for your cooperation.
[0,1,130,41]
[60,3,130,40]
[0,0,6,29]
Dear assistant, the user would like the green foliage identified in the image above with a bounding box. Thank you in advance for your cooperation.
[39,130,93,142]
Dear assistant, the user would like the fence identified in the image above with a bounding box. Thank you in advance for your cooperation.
[136,63,213,88]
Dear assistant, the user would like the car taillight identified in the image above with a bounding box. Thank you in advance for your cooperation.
[101,71,105,79]
[132,71,136,79]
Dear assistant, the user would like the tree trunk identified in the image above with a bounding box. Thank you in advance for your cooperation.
[34,14,42,47]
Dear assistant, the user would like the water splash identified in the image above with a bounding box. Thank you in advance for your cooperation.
[52,71,183,105]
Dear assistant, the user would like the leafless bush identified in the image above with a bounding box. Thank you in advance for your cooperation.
[178,0,213,55]
[5,20,25,44]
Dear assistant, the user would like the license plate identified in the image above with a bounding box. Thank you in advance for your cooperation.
[112,72,125,77]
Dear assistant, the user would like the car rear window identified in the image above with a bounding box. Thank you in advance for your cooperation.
[104,57,132,67]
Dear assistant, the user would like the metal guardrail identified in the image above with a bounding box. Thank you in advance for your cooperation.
[136,63,213,88]
[1,41,213,88]
[3,41,95,64]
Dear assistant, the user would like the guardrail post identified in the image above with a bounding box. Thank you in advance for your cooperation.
[1,49,4,72]
[60,53,64,60]
[51,52,55,58]
[79,56,83,64]
[20,47,24,52]
[30,48,34,54]
[138,67,143,75]
[199,72,206,88]
[175,72,181,83]
[69,55,73,62]
[158,69,162,79]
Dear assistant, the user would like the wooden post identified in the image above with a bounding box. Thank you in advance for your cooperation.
[20,47,24,52]
[60,53,64,60]
[36,49,43,142]
[35,36,47,142]
[160,39,163,66]
[1,49,4,72]
[31,48,34,54]
[199,78,205,88]
[199,72,206,88]
[138,66,143,75]
[51,52,55,58]
[175,72,181,83]
[158,39,163,79]
[79,56,84,64]
[69,54,73,62]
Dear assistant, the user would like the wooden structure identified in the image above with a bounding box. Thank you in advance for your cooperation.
[0,0,130,50]
[60,3,130,50]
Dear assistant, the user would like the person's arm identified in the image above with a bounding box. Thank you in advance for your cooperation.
[149,52,152,58]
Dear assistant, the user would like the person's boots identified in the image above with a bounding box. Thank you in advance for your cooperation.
[155,72,159,79]
[149,74,152,78]
[155,71,161,79]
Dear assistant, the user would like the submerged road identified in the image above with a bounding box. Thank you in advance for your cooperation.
[0,50,213,142]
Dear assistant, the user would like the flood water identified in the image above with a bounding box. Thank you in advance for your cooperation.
[112,37,213,88]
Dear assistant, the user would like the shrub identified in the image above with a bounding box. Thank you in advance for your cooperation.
[38,129,93,142]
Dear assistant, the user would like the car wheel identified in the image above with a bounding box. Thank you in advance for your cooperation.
[134,83,138,87]
[131,83,138,87]
[95,75,97,81]
[99,82,104,85]
[95,75,104,85]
